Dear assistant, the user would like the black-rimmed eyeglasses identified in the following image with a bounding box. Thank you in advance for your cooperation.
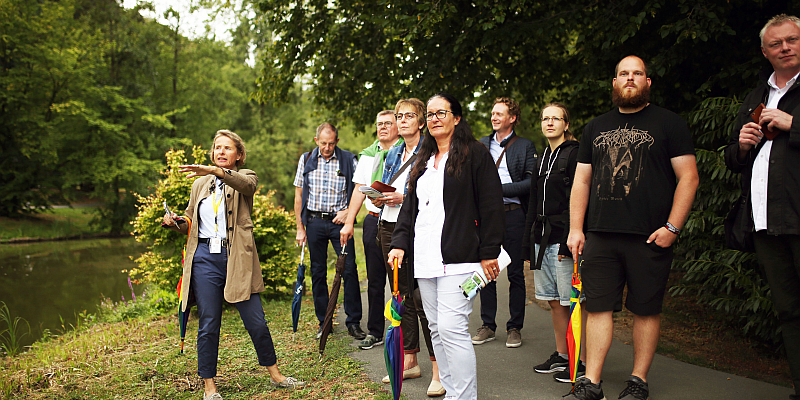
[377,121,394,128]
[426,110,453,121]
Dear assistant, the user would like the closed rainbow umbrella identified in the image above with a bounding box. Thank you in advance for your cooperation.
[566,260,582,383]
[384,258,405,399]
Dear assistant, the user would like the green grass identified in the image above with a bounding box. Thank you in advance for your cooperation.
[0,211,397,399]
[0,207,102,240]
[0,297,395,399]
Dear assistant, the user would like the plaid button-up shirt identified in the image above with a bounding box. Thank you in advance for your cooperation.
[294,151,358,212]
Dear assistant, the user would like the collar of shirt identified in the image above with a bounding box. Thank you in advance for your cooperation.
[492,130,515,147]
[318,151,338,162]
[767,70,800,91]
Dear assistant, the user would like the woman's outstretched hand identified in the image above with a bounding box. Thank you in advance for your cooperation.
[179,164,220,179]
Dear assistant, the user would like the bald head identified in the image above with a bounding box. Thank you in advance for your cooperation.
[615,56,649,78]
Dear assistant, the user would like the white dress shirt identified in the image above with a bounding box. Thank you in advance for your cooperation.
[413,152,481,278]
[751,71,800,231]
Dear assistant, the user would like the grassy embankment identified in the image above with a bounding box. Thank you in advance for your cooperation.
[0,206,386,398]
[0,299,389,399]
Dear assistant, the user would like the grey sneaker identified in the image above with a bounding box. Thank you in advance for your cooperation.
[203,393,223,400]
[271,376,306,389]
[618,375,649,400]
[554,361,586,383]
[506,328,522,348]
[471,326,496,345]
[562,376,605,400]
[357,334,384,350]
[534,351,568,373]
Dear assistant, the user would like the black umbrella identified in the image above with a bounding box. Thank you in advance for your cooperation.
[318,245,348,358]
[291,242,306,340]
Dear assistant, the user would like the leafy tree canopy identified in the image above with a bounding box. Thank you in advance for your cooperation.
[252,0,796,140]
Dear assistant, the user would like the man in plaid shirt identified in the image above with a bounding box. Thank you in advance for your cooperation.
[294,123,365,340]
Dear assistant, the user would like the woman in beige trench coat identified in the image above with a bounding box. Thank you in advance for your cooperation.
[164,130,304,400]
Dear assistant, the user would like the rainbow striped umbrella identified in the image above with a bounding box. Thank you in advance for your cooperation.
[384,258,406,400]
[566,260,582,383]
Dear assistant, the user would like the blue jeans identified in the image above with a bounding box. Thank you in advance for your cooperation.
[305,216,362,327]
[191,243,277,379]
[479,207,526,331]
[533,243,576,307]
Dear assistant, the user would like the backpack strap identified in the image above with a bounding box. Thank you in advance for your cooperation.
[556,145,578,187]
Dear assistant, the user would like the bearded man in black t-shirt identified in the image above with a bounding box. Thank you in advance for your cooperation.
[564,56,699,400]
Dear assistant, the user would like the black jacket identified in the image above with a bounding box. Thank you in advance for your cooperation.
[479,132,538,214]
[724,68,800,235]
[391,141,505,282]
[521,140,579,264]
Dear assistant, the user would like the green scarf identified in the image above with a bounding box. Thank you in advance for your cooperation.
[359,138,404,183]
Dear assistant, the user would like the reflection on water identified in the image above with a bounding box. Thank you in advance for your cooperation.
[0,237,145,348]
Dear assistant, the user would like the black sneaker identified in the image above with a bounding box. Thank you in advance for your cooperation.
[347,324,367,340]
[357,334,384,350]
[534,351,569,373]
[618,375,649,400]
[554,361,586,383]
[562,377,605,400]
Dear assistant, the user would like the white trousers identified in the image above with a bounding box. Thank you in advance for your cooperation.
[418,273,477,400]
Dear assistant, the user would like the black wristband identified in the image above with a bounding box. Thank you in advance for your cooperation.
[665,221,680,234]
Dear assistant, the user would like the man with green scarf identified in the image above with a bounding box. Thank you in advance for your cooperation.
[340,109,403,349]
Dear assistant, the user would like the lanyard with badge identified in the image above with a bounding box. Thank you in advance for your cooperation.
[210,179,224,253]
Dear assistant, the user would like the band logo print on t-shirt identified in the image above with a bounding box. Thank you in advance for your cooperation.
[593,124,654,201]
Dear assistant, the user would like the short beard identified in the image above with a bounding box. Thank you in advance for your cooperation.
[612,84,650,109]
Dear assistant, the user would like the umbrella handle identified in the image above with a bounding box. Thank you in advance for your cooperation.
[300,242,306,264]
[573,259,578,275]
[392,258,399,296]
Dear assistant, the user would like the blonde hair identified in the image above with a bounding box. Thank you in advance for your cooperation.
[760,14,800,46]
[209,129,246,168]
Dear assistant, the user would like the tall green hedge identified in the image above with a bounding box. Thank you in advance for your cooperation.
[129,148,296,298]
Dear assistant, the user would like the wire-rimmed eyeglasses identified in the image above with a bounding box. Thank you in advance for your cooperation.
[396,112,418,121]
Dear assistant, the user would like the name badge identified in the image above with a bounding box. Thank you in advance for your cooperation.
[210,237,222,254]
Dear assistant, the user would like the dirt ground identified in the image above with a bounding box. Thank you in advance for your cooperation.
[523,268,792,388]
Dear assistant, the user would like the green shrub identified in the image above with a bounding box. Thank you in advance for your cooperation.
[129,148,296,298]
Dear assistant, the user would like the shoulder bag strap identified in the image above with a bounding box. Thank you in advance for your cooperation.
[388,153,418,186]
[495,135,519,169]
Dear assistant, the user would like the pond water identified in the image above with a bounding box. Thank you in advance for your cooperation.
[0,237,146,349]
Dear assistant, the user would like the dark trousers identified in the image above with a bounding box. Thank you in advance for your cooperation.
[363,213,387,338]
[306,216,362,328]
[379,221,435,358]
[479,207,526,331]
[754,231,800,396]
[191,243,277,379]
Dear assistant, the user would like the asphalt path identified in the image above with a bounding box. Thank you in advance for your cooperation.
[338,269,793,399]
